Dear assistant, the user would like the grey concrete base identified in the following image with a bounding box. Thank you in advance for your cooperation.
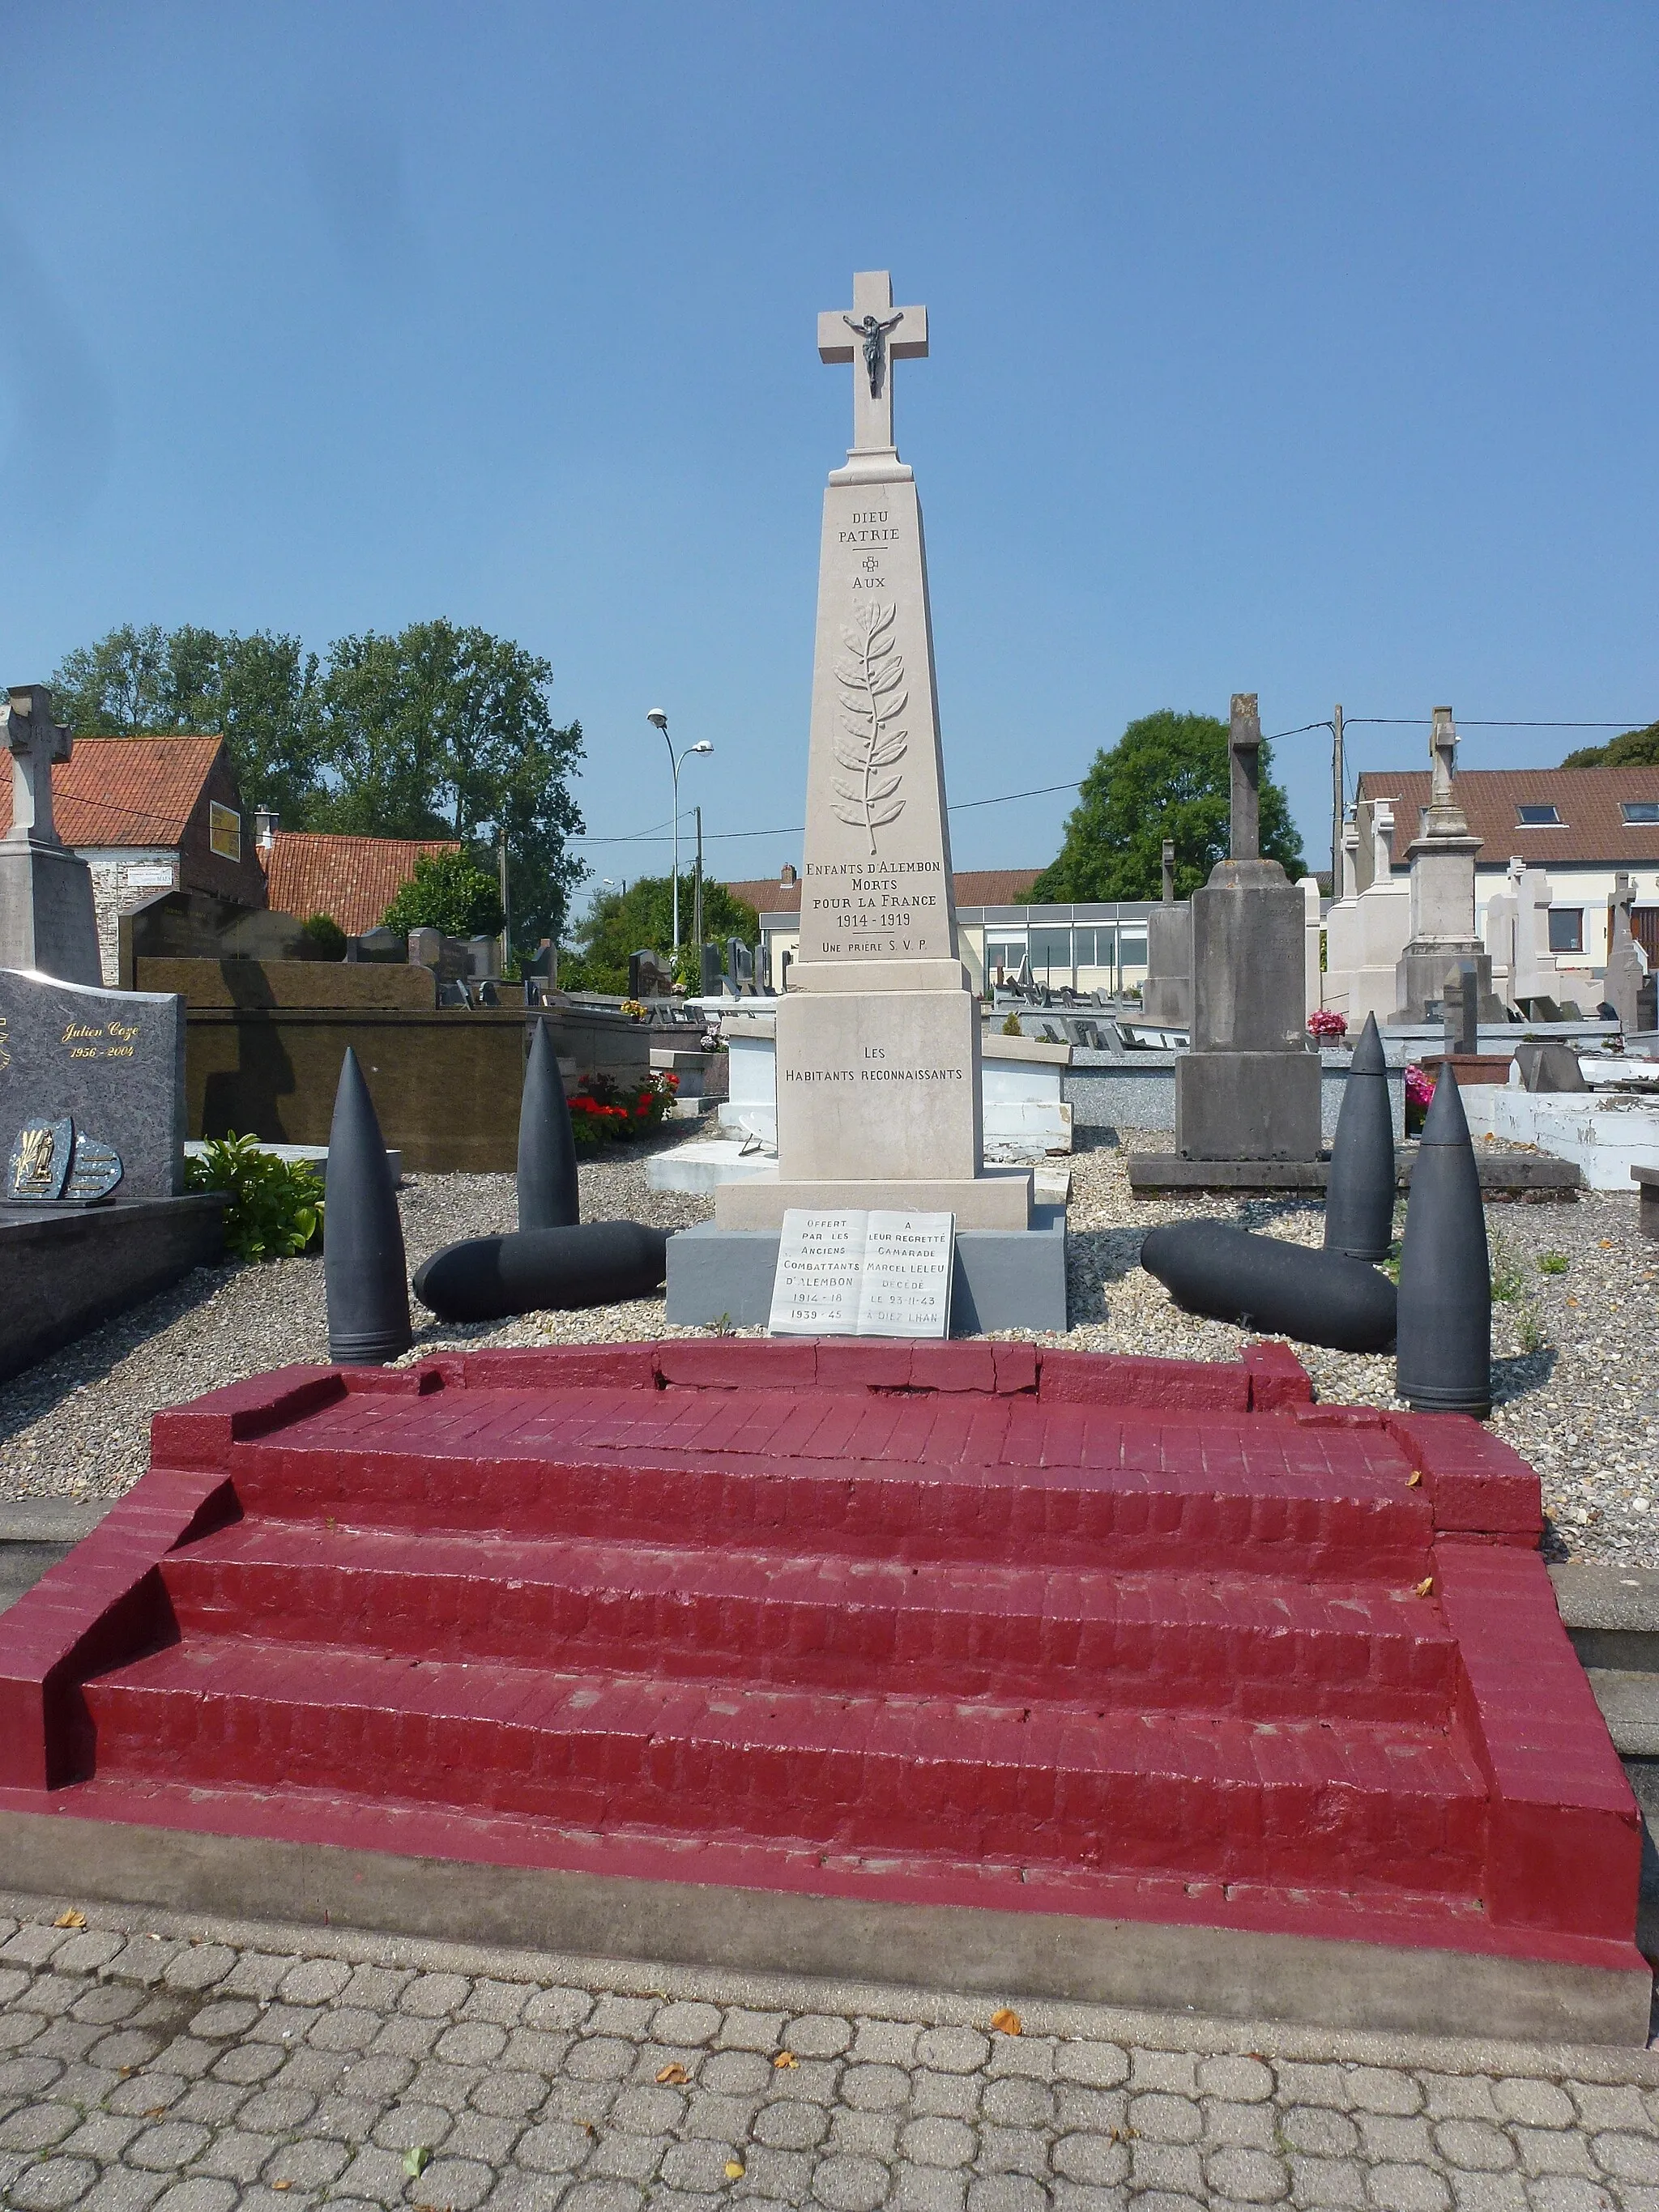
[1126,1148,1583,1197]
[0,839,102,982]
[666,1211,1068,1334]
[1175,1050,1323,1161]
[0,1192,227,1383]
[0,1805,1646,2044]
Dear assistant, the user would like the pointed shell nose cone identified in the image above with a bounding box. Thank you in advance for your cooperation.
[518,1016,581,1230]
[1350,1009,1387,1076]
[1418,1057,1473,1145]
[323,1046,412,1366]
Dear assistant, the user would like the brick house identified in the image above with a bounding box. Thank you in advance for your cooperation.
[0,734,268,983]
[1354,765,1659,978]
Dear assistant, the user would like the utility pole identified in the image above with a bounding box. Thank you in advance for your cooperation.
[693,805,704,956]
[1330,703,1345,896]
[497,836,510,976]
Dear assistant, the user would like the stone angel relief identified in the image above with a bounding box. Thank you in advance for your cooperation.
[832,602,907,855]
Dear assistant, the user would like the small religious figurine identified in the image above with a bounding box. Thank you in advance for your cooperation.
[843,309,904,399]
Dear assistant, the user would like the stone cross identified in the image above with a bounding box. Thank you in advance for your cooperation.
[1161,837,1175,904]
[818,271,928,458]
[1423,704,1471,837]
[3,685,72,849]
[1229,693,1261,863]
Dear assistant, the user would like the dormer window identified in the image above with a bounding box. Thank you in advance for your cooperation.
[1622,801,1659,825]
[1516,803,1562,828]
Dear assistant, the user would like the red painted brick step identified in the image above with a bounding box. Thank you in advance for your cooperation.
[160,1522,1457,1720]
[83,1636,1491,1894]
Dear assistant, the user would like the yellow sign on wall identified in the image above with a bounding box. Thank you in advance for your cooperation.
[209,802,241,860]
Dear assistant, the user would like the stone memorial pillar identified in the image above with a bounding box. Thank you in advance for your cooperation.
[1606,871,1644,1033]
[1392,708,1496,1022]
[1173,695,1320,1161]
[1143,836,1192,1027]
[0,687,101,986]
[718,272,1030,1230]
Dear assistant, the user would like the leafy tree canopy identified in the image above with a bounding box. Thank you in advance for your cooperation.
[1029,710,1304,902]
[49,622,327,823]
[49,618,586,952]
[562,874,759,996]
[382,850,506,940]
[1560,722,1659,769]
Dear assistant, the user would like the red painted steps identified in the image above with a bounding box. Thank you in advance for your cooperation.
[0,1343,1641,1998]
[83,1636,1491,1896]
[159,1521,1458,1720]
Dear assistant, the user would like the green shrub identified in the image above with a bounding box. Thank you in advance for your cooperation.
[186,1133,323,1261]
[299,912,348,960]
[1537,1251,1571,1276]
[1001,1012,1023,1036]
[382,850,505,940]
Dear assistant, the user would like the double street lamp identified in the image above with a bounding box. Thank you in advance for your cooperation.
[646,709,713,951]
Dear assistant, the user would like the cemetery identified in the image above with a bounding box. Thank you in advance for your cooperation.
[0,253,1656,2208]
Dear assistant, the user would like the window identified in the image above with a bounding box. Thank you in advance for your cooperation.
[986,935,1026,974]
[1622,802,1659,825]
[1117,927,1149,971]
[208,802,241,860]
[1073,925,1115,969]
[1548,909,1584,954]
[1030,927,1073,977]
[1516,804,1563,828]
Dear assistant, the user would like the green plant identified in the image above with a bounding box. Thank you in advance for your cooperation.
[299,912,348,960]
[186,1134,323,1260]
[1537,1251,1571,1276]
[566,1069,680,1149]
[1516,1301,1546,1354]
[1490,1235,1526,1304]
[1000,1011,1023,1036]
[382,849,505,940]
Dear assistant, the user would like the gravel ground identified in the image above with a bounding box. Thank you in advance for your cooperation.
[1,1126,1653,1569]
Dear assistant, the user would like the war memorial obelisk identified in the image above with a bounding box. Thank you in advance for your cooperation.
[718,272,1031,1232]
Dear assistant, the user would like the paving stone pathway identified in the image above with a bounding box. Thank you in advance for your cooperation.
[0,1893,1655,2212]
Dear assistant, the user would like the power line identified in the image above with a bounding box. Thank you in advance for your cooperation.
[569,778,1086,849]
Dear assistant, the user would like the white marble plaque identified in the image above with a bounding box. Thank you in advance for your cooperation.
[767,1210,867,1335]
[858,1210,954,1337]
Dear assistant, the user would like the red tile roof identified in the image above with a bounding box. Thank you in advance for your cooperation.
[723,867,1043,916]
[0,734,224,846]
[264,832,462,936]
[1356,767,1659,870]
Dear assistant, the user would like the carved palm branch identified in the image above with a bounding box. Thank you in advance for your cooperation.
[830,602,907,855]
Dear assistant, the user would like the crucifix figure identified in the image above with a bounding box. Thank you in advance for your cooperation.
[2,685,73,850]
[819,271,928,458]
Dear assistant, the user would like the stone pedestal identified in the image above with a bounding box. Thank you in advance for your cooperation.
[0,841,100,987]
[1142,901,1192,1027]
[1175,857,1320,1161]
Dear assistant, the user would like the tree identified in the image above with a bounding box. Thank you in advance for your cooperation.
[382,850,505,940]
[49,616,588,951]
[562,875,760,995]
[1030,710,1304,901]
[49,623,328,820]
[1561,722,1659,769]
[315,619,586,944]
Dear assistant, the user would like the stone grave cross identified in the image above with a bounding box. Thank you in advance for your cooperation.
[818,271,929,460]
[1161,837,1175,903]
[3,686,72,849]
[1425,705,1469,834]
[1229,693,1261,863]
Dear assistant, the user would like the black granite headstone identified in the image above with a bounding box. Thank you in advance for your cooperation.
[0,969,185,1200]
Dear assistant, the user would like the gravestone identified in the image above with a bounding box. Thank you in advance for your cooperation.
[1142,837,1192,1026]
[0,687,101,986]
[1605,872,1644,1034]
[1173,696,1320,1161]
[0,968,186,1199]
[718,270,1029,1231]
[1392,709,1499,1022]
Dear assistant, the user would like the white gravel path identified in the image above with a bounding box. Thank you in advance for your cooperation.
[1,1126,1652,1569]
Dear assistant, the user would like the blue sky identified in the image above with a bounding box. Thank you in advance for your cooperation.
[2,3,1656,897]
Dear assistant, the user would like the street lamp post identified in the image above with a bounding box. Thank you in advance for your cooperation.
[646,710,713,951]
